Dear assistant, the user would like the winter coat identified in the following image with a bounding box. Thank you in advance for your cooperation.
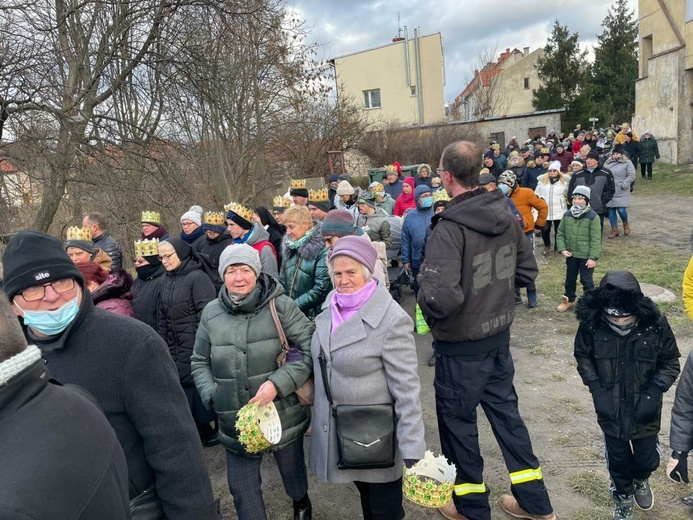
[567,165,615,214]
[605,157,636,209]
[158,256,217,384]
[418,188,537,354]
[521,163,545,191]
[24,291,220,519]
[0,350,130,520]
[614,130,639,146]
[132,264,165,330]
[509,186,548,234]
[192,274,313,455]
[93,231,123,270]
[535,173,569,221]
[624,139,642,164]
[385,215,403,260]
[575,271,680,440]
[671,349,693,451]
[394,191,416,216]
[556,208,601,260]
[310,281,426,484]
[279,221,332,320]
[401,198,434,269]
[196,232,234,288]
[684,255,693,322]
[640,136,660,164]
[245,222,279,279]
[384,179,403,200]
[493,153,507,171]
[377,193,395,216]
[333,194,361,220]
[92,248,113,272]
[415,176,432,188]
[357,207,392,249]
[92,268,135,318]
[550,150,574,172]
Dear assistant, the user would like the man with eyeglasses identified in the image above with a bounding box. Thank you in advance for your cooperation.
[2,231,222,520]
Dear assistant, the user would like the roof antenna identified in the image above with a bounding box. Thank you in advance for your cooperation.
[397,13,402,38]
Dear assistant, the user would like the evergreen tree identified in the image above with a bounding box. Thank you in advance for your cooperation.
[590,0,639,125]
[532,20,590,131]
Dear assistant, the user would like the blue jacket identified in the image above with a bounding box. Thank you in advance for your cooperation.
[401,186,434,269]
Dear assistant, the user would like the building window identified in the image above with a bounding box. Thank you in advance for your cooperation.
[410,85,417,96]
[524,77,530,90]
[363,89,381,109]
[641,35,652,78]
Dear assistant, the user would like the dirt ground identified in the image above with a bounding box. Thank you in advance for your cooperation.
[204,193,693,520]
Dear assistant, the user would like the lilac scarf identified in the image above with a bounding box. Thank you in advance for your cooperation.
[330,279,378,334]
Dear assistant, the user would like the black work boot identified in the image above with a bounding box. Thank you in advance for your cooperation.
[293,494,312,520]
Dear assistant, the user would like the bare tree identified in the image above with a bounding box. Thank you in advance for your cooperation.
[456,46,511,120]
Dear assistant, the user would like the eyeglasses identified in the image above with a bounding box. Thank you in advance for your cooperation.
[181,221,196,228]
[324,236,338,248]
[19,278,75,302]
[158,252,176,261]
[436,168,447,175]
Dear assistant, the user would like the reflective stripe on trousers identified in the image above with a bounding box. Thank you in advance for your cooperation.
[454,482,487,496]
[509,467,543,485]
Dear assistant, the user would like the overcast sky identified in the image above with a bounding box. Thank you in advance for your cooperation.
[287,0,639,101]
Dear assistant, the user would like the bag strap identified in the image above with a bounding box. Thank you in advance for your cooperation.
[270,299,291,367]
[288,261,300,298]
[318,347,334,408]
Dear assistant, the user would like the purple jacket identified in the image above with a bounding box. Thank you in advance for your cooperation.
[93,269,135,318]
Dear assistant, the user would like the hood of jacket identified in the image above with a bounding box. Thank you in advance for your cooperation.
[92,269,134,304]
[244,221,270,246]
[575,270,661,329]
[414,185,432,210]
[282,220,325,261]
[436,187,511,237]
[218,272,283,314]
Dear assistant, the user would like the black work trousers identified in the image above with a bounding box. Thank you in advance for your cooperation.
[434,344,553,520]
[604,433,660,496]
[353,477,404,520]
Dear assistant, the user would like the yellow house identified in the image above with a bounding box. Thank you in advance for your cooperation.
[634,0,693,164]
[330,30,445,126]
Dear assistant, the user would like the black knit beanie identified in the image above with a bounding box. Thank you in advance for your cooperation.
[307,200,332,213]
[3,231,84,300]
[226,210,253,230]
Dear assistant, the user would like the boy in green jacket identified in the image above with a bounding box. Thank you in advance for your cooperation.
[555,185,601,312]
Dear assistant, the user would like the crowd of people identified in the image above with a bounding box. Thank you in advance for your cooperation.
[0,122,688,520]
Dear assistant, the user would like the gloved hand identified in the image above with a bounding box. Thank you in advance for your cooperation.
[285,347,304,363]
[403,459,420,469]
[634,386,663,424]
[668,451,689,483]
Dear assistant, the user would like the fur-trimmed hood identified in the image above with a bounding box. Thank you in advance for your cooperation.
[92,268,134,304]
[282,220,325,262]
[575,270,661,329]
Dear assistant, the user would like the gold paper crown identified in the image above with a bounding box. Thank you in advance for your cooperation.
[308,188,330,202]
[385,164,397,172]
[204,211,225,226]
[540,147,550,154]
[227,202,253,222]
[134,238,159,257]
[479,168,490,175]
[491,144,500,150]
[403,451,456,509]
[273,195,291,208]
[235,402,282,454]
[290,179,307,189]
[223,202,236,213]
[66,226,92,242]
[141,211,161,224]
[433,189,451,204]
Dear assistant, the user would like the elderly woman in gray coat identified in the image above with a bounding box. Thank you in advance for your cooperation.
[605,143,636,238]
[310,236,425,520]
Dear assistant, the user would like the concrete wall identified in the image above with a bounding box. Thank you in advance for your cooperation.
[333,33,445,126]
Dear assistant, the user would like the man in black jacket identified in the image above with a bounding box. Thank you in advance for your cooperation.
[567,150,615,232]
[575,271,680,518]
[0,291,130,520]
[418,141,555,520]
[2,231,221,520]
[83,211,123,269]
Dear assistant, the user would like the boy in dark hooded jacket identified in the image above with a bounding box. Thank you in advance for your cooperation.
[574,270,680,520]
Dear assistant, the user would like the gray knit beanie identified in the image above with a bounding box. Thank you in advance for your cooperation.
[218,244,262,279]
[180,210,202,227]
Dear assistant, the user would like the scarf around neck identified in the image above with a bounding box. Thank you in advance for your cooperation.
[180,226,205,244]
[570,204,591,218]
[330,279,377,334]
[286,227,314,250]
[0,345,41,386]
[233,226,254,245]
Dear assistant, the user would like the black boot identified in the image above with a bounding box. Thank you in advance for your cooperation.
[293,494,312,520]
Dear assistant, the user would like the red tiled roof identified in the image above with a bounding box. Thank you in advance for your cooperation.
[0,159,17,173]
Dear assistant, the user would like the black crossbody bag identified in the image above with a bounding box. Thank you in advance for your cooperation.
[318,348,396,470]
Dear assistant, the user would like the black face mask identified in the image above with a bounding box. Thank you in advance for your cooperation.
[136,263,161,280]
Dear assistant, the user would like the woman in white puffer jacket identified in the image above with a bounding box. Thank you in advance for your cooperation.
[535,160,570,256]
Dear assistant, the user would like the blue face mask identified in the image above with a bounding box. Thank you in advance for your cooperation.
[420,197,433,209]
[499,184,510,195]
[16,297,80,336]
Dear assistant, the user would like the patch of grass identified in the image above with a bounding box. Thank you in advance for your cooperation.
[637,163,693,196]
[551,395,584,413]
[550,373,567,382]
[568,471,612,507]
[571,506,612,520]
[522,378,537,385]
[574,446,600,461]
[531,346,551,357]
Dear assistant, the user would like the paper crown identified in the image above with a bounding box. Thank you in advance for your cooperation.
[540,147,550,155]
[235,402,282,454]
[66,226,92,242]
[403,451,456,509]
[204,211,225,226]
[141,210,161,224]
[385,164,398,172]
[134,238,159,257]
[433,189,450,204]
[309,188,330,202]
[290,179,307,189]
[223,202,237,213]
[273,195,291,208]
[225,202,253,222]
[479,168,490,175]
[491,144,500,150]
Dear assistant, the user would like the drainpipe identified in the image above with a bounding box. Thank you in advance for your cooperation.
[414,27,424,125]
[404,26,411,85]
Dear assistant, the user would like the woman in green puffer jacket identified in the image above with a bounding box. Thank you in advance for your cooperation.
[192,244,314,520]
[279,205,332,320]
